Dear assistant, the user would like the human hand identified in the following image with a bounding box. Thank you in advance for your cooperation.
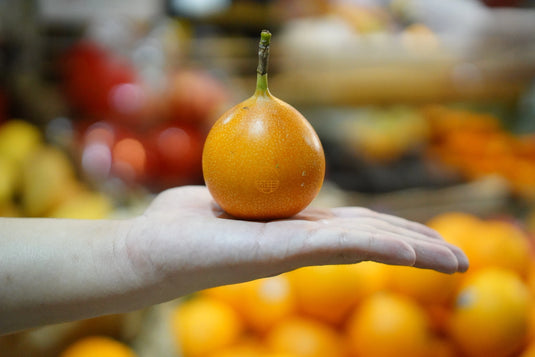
[0,185,469,335]
[127,186,468,298]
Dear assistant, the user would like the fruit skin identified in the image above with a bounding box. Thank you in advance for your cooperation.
[265,316,345,357]
[171,296,244,357]
[0,156,18,204]
[288,263,388,326]
[202,92,325,220]
[49,190,112,219]
[448,267,531,357]
[0,119,42,165]
[345,291,432,357]
[21,146,78,217]
[59,335,136,357]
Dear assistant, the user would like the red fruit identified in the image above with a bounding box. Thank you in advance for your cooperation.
[146,122,205,189]
[166,69,229,126]
[61,41,138,119]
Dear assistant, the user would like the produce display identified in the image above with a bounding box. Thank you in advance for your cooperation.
[424,105,535,201]
[317,103,535,197]
[170,212,535,357]
[0,119,112,219]
[1,1,535,356]
[60,38,229,192]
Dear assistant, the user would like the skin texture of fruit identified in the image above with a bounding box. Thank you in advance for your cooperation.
[202,31,325,220]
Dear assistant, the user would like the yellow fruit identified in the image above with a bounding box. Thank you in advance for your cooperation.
[527,300,535,342]
[428,212,533,278]
[345,291,432,357]
[59,336,136,357]
[21,146,77,216]
[0,119,42,164]
[265,316,345,357]
[386,265,462,306]
[203,275,297,333]
[467,220,532,278]
[288,262,388,326]
[171,296,244,357]
[205,337,267,357]
[202,30,325,220]
[426,211,482,249]
[520,341,535,357]
[0,201,20,217]
[448,267,531,357]
[426,336,460,357]
[50,190,112,219]
[202,282,248,311]
[0,156,18,204]
[238,275,297,333]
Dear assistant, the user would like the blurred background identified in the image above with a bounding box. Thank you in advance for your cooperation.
[2,0,535,356]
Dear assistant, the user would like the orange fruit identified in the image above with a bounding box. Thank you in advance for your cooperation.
[426,336,459,357]
[426,211,482,247]
[288,262,388,326]
[59,336,136,357]
[239,275,297,333]
[426,211,481,265]
[424,303,454,335]
[202,282,248,311]
[386,265,463,306]
[112,137,147,183]
[203,275,297,333]
[345,291,432,357]
[202,30,325,220]
[520,341,535,357]
[171,295,244,357]
[265,316,345,357]
[448,267,531,357]
[428,212,533,278]
[527,301,535,342]
[526,260,535,295]
[207,345,263,357]
[466,219,532,278]
[206,336,300,357]
[205,336,267,357]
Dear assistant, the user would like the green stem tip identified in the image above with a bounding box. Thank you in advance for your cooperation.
[260,29,271,45]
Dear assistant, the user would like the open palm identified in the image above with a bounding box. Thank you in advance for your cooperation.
[128,186,468,297]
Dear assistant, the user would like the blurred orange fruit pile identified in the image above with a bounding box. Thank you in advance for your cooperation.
[172,211,535,357]
[424,105,535,200]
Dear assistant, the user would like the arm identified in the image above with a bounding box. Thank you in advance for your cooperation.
[0,185,468,335]
[0,217,137,334]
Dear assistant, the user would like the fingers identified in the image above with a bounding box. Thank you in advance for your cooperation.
[354,220,468,273]
[447,243,470,272]
[344,228,459,273]
[298,226,418,267]
[331,207,443,240]
[275,220,465,274]
[329,207,469,273]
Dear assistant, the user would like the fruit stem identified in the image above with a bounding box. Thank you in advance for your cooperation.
[255,30,271,95]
